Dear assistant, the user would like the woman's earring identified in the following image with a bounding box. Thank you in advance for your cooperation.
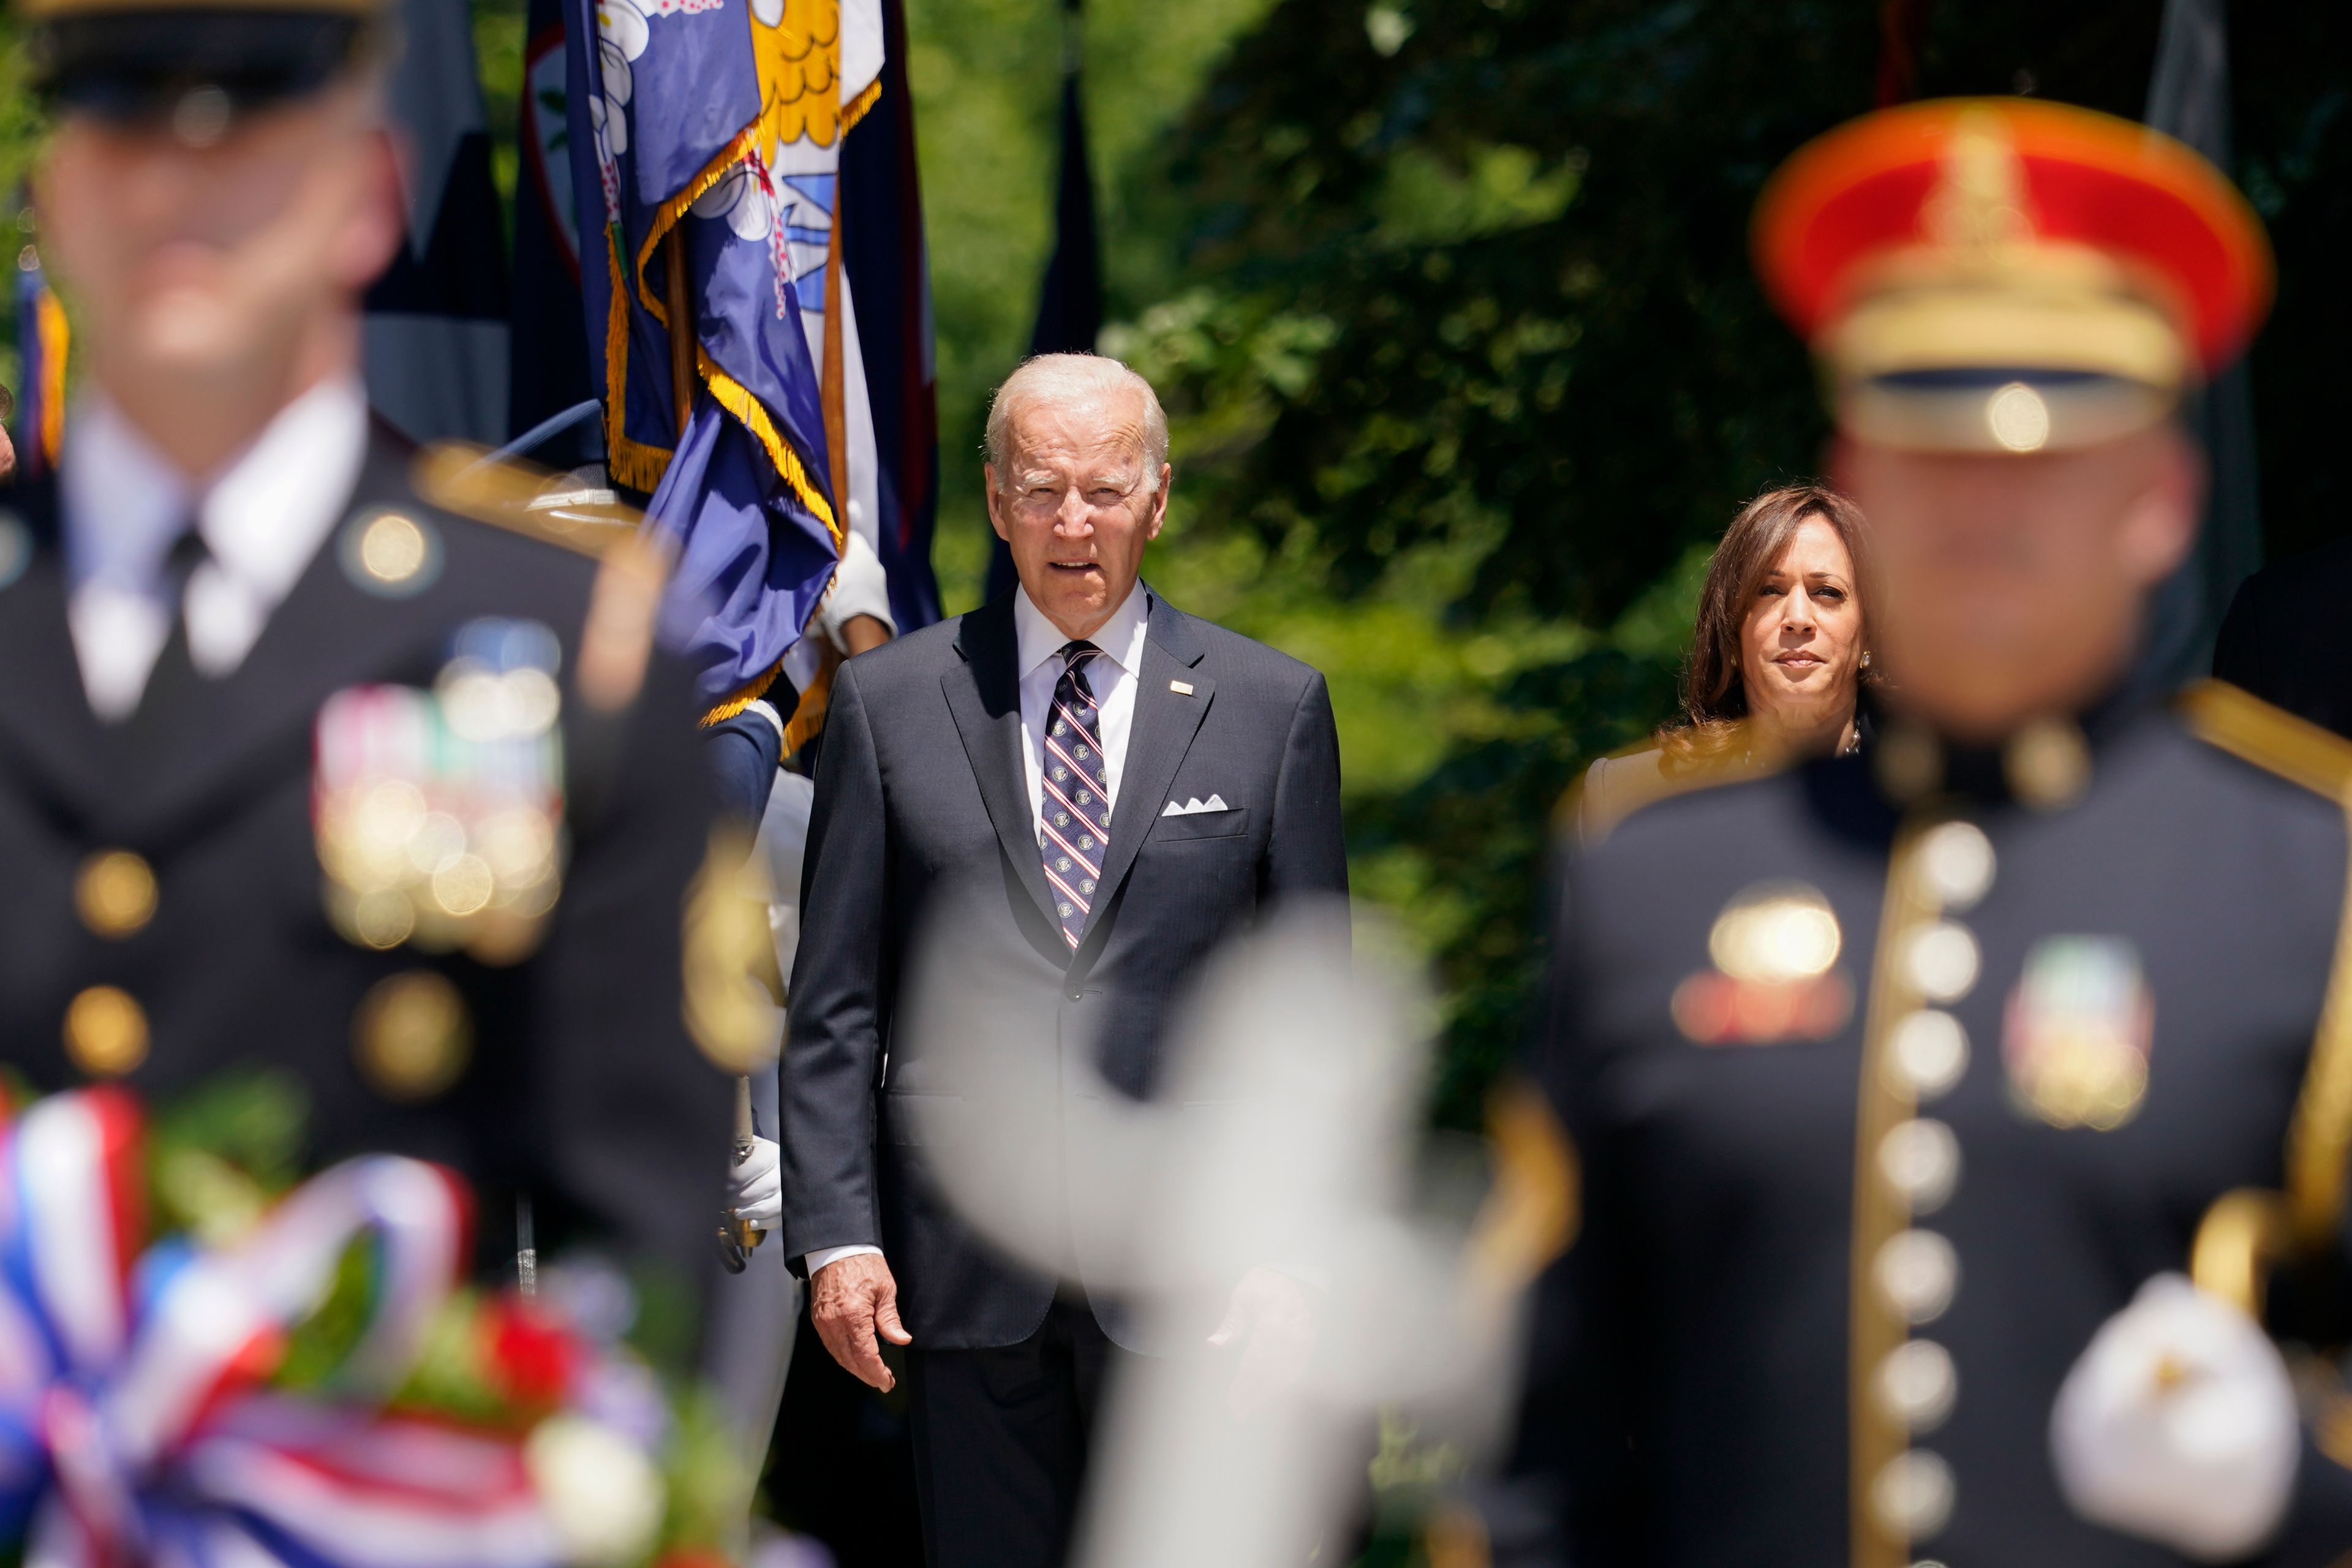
[1861,650,1872,670]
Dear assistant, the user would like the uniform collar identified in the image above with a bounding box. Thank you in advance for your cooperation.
[1864,677,2161,812]
[1012,579,1153,682]
[62,374,371,601]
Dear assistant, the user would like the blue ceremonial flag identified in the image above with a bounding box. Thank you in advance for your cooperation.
[507,0,598,468]
[984,0,1099,603]
[12,244,65,483]
[838,0,941,632]
[564,0,880,718]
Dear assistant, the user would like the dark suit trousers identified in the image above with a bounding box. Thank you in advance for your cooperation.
[905,1300,1136,1568]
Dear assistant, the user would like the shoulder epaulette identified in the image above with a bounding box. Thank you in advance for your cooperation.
[1564,721,1787,846]
[2177,682,2352,1264]
[410,443,672,717]
[2178,679,2352,804]
[1466,1080,1580,1290]
[410,443,643,560]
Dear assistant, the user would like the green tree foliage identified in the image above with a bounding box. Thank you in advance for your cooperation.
[1140,1,1866,624]
[1109,1,1889,1125]
[1098,0,2352,1132]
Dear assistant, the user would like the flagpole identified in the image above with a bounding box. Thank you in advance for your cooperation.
[665,228,695,443]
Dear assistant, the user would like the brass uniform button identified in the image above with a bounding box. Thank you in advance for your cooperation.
[360,512,428,582]
[353,970,472,1103]
[64,984,148,1076]
[1874,722,1942,804]
[337,508,442,598]
[75,850,157,938]
[2005,717,2092,810]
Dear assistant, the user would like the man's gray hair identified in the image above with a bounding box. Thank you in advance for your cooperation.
[984,353,1171,494]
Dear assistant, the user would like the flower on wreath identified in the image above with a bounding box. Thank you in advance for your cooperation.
[0,1079,748,1568]
[526,1414,666,1567]
[485,1294,585,1411]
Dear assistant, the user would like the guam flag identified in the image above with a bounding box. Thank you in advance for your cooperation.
[564,0,880,720]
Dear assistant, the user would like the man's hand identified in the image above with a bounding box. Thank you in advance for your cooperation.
[728,1135,782,1232]
[1207,1265,1317,1417]
[812,1253,912,1391]
[2051,1273,2298,1562]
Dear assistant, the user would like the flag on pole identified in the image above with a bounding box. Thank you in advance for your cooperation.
[838,0,941,632]
[565,0,876,721]
[2143,0,2260,682]
[1027,4,1102,363]
[986,0,1099,603]
[12,243,66,483]
[365,0,511,445]
[507,0,600,469]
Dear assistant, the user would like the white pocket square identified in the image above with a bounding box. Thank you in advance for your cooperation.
[1161,794,1231,817]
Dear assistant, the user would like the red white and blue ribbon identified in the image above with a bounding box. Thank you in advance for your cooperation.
[0,1089,570,1568]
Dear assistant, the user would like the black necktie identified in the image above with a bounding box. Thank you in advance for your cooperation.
[125,522,211,737]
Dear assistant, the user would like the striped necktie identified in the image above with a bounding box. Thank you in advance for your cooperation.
[1039,641,1109,949]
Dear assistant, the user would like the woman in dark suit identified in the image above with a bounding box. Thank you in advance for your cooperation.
[1578,483,1875,840]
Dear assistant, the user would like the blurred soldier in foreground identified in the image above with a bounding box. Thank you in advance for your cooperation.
[0,0,732,1299]
[1500,100,2352,1566]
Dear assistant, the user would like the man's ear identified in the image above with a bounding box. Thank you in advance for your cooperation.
[1144,464,1172,540]
[331,127,409,292]
[2117,427,2204,590]
[983,467,1011,542]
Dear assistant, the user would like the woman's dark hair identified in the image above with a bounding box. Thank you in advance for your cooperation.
[1663,483,1873,760]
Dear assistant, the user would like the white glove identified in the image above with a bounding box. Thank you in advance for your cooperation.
[729,1135,783,1232]
[814,530,895,655]
[2051,1272,2299,1561]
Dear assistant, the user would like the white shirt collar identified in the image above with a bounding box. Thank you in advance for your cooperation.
[1012,579,1153,682]
[62,374,371,598]
[62,392,189,595]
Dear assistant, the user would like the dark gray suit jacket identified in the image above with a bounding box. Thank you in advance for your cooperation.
[779,589,1347,1351]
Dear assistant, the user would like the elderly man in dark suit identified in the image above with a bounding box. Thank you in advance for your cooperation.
[777,352,1347,1567]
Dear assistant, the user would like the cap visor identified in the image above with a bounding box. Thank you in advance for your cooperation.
[37,12,364,120]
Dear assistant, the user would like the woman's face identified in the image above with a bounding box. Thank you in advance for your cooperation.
[1740,514,1864,729]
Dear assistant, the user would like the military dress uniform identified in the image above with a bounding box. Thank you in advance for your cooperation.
[1511,689,2352,1567]
[0,409,734,1287]
[1496,103,2352,1568]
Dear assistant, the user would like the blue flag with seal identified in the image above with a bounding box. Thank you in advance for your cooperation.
[564,0,875,721]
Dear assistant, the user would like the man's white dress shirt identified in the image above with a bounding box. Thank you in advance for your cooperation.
[802,581,1153,1278]
[63,377,371,720]
[1014,580,1150,837]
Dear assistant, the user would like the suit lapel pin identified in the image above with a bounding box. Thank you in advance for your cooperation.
[1170,680,1194,695]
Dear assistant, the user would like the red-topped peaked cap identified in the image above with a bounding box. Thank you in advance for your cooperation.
[1753,100,2271,450]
